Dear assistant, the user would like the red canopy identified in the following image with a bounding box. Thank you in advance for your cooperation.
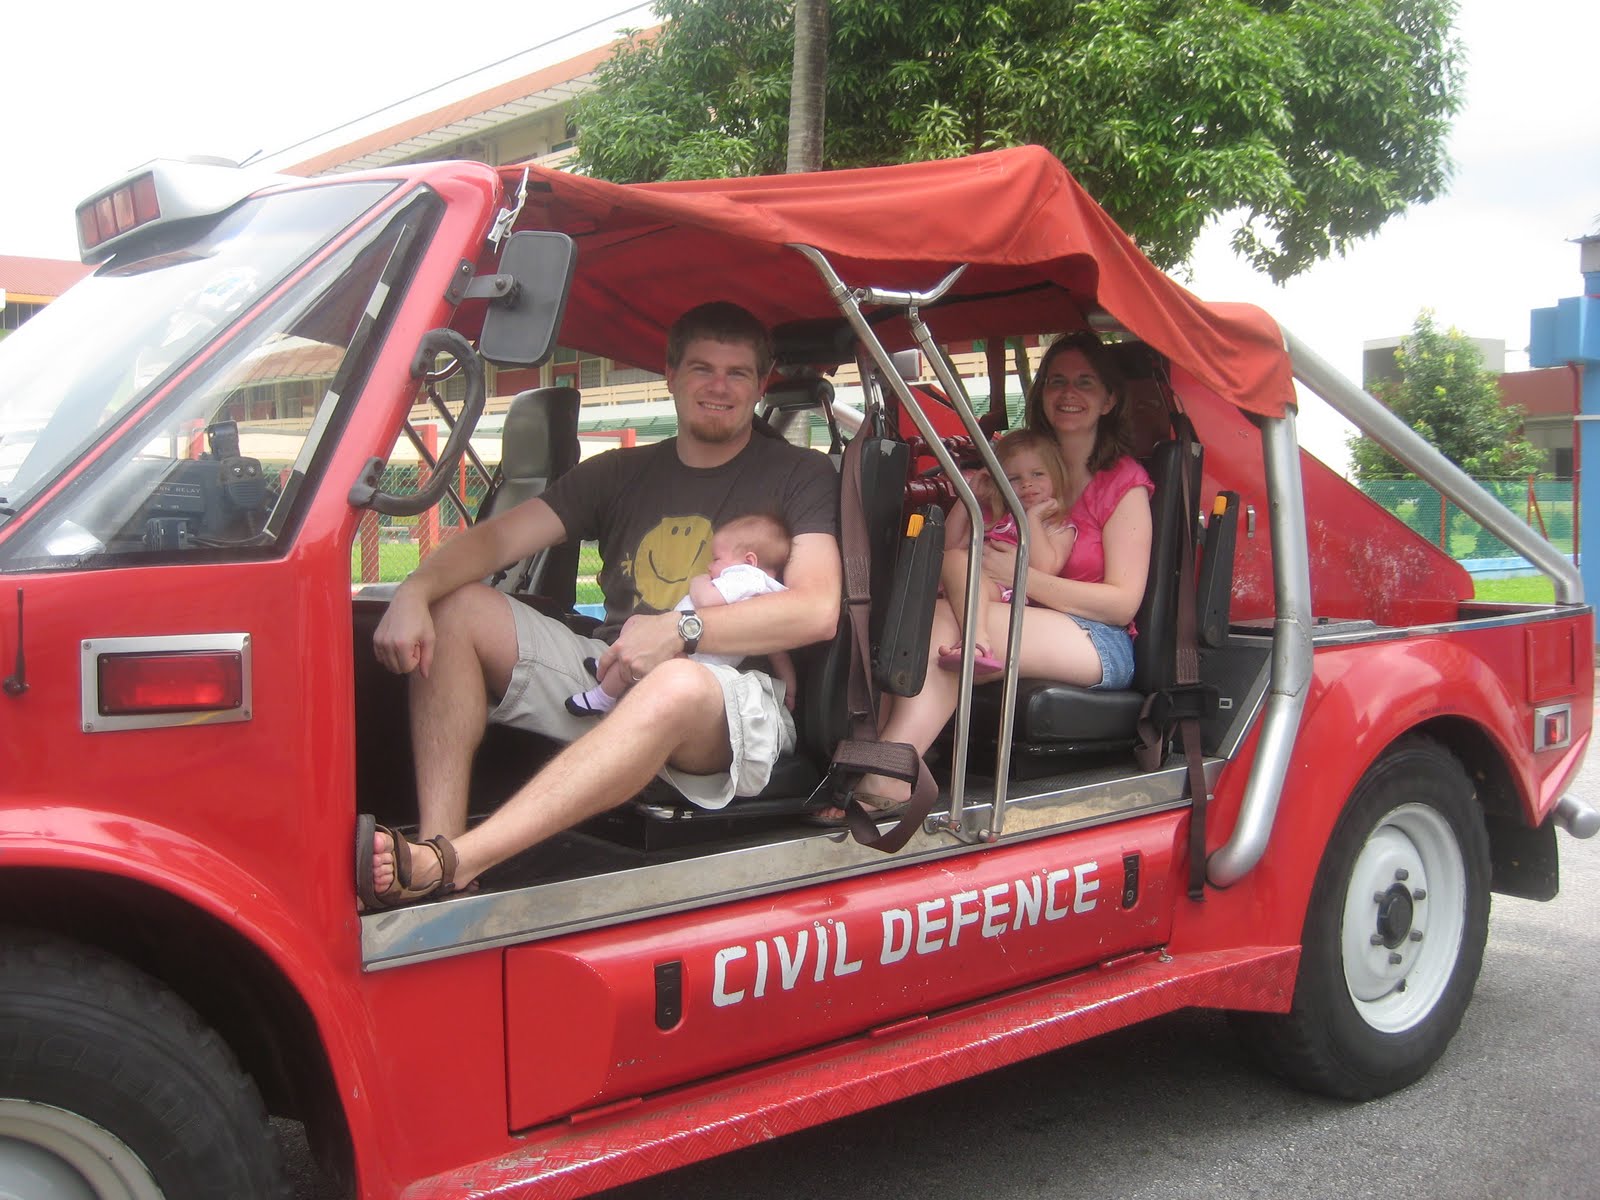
[506,145,1296,419]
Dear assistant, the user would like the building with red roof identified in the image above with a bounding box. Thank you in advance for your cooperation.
[0,255,92,334]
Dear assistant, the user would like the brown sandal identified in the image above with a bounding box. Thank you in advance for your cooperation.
[356,814,459,910]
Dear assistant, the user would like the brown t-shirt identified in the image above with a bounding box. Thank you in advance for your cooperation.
[541,431,839,636]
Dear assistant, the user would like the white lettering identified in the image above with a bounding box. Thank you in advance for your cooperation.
[982,882,1011,938]
[753,938,769,998]
[915,898,948,955]
[833,921,863,976]
[881,908,912,964]
[1013,875,1042,930]
[1046,868,1073,920]
[813,923,830,983]
[1075,861,1101,913]
[775,930,808,991]
[713,945,747,1007]
[949,890,981,947]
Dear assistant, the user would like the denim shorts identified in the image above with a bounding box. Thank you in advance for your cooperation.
[1070,615,1135,690]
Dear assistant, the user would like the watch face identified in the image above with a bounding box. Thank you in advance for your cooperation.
[679,611,703,644]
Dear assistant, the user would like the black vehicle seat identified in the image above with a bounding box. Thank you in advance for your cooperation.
[483,386,581,607]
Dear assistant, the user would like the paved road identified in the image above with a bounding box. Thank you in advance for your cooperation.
[286,759,1600,1199]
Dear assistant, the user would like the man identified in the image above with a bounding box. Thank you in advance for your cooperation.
[359,301,841,906]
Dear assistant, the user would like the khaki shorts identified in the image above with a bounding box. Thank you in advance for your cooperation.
[487,595,795,810]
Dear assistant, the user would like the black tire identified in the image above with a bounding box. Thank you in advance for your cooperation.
[1231,736,1491,1099]
[0,927,290,1199]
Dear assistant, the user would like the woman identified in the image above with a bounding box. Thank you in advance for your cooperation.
[828,330,1155,818]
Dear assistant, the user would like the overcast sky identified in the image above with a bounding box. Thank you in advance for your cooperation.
[3,0,1595,468]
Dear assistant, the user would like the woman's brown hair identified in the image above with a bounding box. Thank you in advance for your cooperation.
[1023,331,1135,474]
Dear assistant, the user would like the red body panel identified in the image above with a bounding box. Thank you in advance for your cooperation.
[505,813,1180,1129]
[409,946,1298,1200]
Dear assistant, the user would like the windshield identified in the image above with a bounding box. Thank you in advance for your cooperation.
[0,180,394,518]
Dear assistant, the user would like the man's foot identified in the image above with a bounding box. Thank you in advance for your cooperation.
[565,686,617,717]
[808,774,911,825]
[356,815,462,910]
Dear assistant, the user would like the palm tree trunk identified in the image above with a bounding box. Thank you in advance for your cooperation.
[785,0,828,173]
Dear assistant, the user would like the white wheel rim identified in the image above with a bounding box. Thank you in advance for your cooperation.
[1339,802,1467,1034]
[0,1100,163,1200]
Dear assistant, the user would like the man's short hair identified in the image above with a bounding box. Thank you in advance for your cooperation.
[666,301,775,378]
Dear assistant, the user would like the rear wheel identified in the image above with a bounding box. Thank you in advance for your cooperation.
[0,929,289,1199]
[1233,736,1491,1099]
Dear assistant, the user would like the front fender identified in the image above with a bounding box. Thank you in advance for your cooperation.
[0,804,386,1170]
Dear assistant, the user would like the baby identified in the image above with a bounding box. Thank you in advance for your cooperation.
[567,512,797,715]
[939,428,1077,674]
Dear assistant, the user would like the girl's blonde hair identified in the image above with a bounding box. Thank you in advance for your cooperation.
[992,428,1072,525]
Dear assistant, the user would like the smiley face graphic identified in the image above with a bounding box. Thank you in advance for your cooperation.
[631,515,714,609]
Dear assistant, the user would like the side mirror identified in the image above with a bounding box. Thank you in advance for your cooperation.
[479,231,577,368]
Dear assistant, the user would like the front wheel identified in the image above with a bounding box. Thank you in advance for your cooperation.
[1232,736,1491,1099]
[0,928,289,1199]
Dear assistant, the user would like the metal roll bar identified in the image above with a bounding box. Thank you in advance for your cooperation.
[1285,329,1583,603]
[1207,409,1314,886]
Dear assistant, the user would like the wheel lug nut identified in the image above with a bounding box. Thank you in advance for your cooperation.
[1396,979,1407,992]
[1388,952,1403,965]
[1412,888,1427,901]
[1374,892,1387,904]
[1395,868,1409,881]
[1370,933,1385,945]
[1410,930,1424,942]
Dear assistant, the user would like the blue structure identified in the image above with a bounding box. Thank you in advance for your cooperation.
[1530,235,1600,626]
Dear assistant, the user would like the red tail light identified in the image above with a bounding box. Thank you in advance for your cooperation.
[97,651,243,716]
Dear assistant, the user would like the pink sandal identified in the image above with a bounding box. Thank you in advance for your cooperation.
[937,645,1004,676]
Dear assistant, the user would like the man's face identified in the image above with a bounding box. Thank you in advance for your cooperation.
[666,336,765,446]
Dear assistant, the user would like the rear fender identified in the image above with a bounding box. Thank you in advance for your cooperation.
[1176,640,1531,951]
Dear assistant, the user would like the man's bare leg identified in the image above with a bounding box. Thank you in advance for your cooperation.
[370,584,519,896]
[385,657,734,893]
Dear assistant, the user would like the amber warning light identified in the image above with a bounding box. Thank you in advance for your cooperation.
[97,650,243,716]
[76,174,161,256]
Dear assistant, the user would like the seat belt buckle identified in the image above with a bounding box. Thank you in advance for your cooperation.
[1149,684,1220,725]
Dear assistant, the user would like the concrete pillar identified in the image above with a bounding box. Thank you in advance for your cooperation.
[1530,235,1600,627]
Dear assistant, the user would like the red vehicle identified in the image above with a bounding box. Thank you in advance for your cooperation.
[0,147,1594,1199]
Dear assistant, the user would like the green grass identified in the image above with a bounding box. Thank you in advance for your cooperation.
[1471,575,1557,604]
[352,539,604,604]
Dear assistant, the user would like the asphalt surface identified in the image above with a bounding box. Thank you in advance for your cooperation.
[284,756,1600,1200]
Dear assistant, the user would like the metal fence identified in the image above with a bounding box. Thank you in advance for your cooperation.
[353,460,1573,596]
[350,462,603,603]
[1357,478,1574,562]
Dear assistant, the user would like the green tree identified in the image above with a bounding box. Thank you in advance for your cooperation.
[574,0,1462,280]
[1349,310,1544,482]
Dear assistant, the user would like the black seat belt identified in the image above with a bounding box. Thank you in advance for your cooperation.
[1135,421,1214,898]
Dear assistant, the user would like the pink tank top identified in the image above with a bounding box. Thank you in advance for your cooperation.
[1060,456,1154,584]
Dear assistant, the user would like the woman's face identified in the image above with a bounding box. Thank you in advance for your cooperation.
[1039,348,1114,438]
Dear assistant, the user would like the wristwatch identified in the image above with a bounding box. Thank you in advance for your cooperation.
[677,609,704,655]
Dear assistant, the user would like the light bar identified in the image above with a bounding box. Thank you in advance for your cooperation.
[73,159,291,265]
[77,173,162,256]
